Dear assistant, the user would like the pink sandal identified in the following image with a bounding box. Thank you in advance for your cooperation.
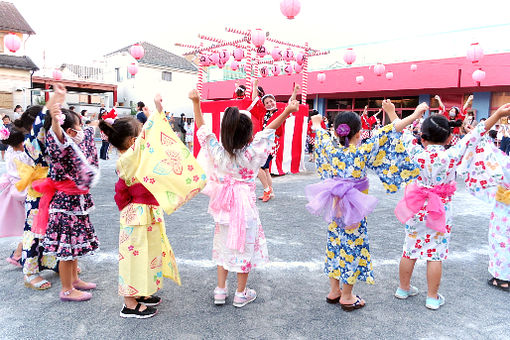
[60,288,92,302]
[6,251,22,268]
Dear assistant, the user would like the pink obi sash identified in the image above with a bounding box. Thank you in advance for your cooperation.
[114,179,159,211]
[208,175,254,253]
[395,181,457,233]
[32,178,89,235]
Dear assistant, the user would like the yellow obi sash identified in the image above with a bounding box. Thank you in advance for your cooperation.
[495,185,510,205]
[14,159,48,198]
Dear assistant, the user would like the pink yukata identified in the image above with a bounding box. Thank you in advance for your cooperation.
[196,125,274,273]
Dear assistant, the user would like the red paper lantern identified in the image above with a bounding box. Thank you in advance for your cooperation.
[296,51,306,65]
[356,75,364,84]
[280,0,301,19]
[129,43,145,60]
[472,69,486,84]
[260,65,269,77]
[284,63,293,75]
[410,64,418,72]
[256,46,267,58]
[284,48,294,62]
[251,28,266,47]
[386,71,394,80]
[467,43,484,64]
[230,60,239,71]
[128,62,138,76]
[271,46,282,61]
[208,52,220,65]
[233,47,244,61]
[271,64,281,76]
[317,72,326,83]
[373,63,385,76]
[343,48,356,65]
[52,69,63,81]
[219,49,230,63]
[4,33,21,53]
[294,63,303,73]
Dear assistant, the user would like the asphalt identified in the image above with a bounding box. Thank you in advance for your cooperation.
[0,152,508,340]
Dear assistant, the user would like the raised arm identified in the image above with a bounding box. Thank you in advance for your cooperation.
[252,78,259,101]
[289,84,300,103]
[154,94,163,113]
[381,99,399,123]
[188,89,204,129]
[435,95,445,111]
[463,95,473,112]
[266,100,299,130]
[484,104,510,132]
[49,83,67,143]
[383,100,428,133]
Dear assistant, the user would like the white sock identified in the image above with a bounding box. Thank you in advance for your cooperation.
[264,187,270,192]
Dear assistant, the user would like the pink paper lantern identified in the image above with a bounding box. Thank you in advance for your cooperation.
[280,0,301,19]
[233,47,244,61]
[256,46,267,58]
[373,63,385,76]
[219,49,230,63]
[199,54,210,67]
[284,48,294,62]
[129,43,145,60]
[271,64,281,76]
[4,33,21,53]
[472,69,486,84]
[260,65,269,77]
[52,69,63,81]
[251,28,266,47]
[284,63,293,75]
[467,43,484,64]
[386,71,394,80]
[230,60,239,71]
[317,72,326,83]
[356,75,364,84]
[410,64,418,72]
[343,48,356,65]
[208,52,220,65]
[217,60,226,69]
[271,46,282,61]
[294,63,303,73]
[128,63,138,76]
[296,51,306,65]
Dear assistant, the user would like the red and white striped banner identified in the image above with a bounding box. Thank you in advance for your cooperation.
[194,99,308,175]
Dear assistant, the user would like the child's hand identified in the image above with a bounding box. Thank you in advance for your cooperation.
[495,103,510,117]
[467,94,474,102]
[415,102,429,116]
[293,84,300,93]
[381,99,395,114]
[154,93,162,105]
[53,83,66,102]
[434,95,441,101]
[188,89,200,103]
[142,106,150,116]
[287,99,300,113]
[311,114,323,126]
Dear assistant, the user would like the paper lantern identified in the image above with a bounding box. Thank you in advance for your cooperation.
[467,43,484,64]
[219,49,230,63]
[233,47,244,61]
[284,63,293,75]
[280,0,301,19]
[129,43,145,60]
[472,69,486,84]
[251,28,266,47]
[230,60,239,71]
[4,33,21,53]
[296,51,306,65]
[208,52,220,65]
[199,54,210,67]
[260,65,269,77]
[271,64,281,76]
[386,71,394,80]
[356,75,364,84]
[343,48,356,65]
[256,46,267,58]
[294,63,303,73]
[271,46,282,61]
[410,64,418,72]
[373,63,385,76]
[52,69,63,81]
[284,48,294,62]
[128,62,138,76]
[317,72,326,83]
[217,60,226,69]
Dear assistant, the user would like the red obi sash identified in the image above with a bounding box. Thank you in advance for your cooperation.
[114,178,159,211]
[32,178,89,235]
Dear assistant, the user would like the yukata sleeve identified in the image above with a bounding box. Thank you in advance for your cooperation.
[364,123,420,193]
[24,108,47,164]
[83,127,99,168]
[246,128,276,167]
[314,128,335,179]
[446,122,486,164]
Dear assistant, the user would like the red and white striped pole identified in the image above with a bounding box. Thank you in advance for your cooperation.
[197,66,206,97]
[245,47,253,97]
[301,44,309,104]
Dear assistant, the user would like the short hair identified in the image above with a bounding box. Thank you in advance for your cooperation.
[137,101,145,109]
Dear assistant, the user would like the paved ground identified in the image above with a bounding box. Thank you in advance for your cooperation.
[0,153,508,340]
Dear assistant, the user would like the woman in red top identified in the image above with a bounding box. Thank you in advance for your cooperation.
[360,106,381,141]
[435,95,473,137]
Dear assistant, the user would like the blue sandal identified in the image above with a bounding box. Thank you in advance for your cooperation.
[5,251,21,268]
[340,295,365,311]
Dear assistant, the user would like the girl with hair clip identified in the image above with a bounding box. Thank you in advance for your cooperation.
[33,83,99,301]
[394,102,510,309]
[0,125,34,268]
[191,89,299,308]
[306,99,421,311]
[435,94,473,145]
[101,94,205,318]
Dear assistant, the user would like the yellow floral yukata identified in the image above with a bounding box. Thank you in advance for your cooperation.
[314,123,419,285]
[116,110,206,297]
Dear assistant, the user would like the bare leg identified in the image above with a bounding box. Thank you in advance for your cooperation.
[264,169,273,188]
[426,261,442,298]
[399,257,417,290]
[217,265,228,289]
[13,242,22,258]
[59,260,88,298]
[327,277,342,300]
[236,272,249,293]
[258,168,269,189]
[339,283,363,305]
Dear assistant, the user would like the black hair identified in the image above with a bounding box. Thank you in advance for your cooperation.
[2,115,10,121]
[420,115,460,144]
[309,109,319,117]
[220,106,253,157]
[43,108,81,132]
[81,110,87,116]
[257,86,265,97]
[99,117,142,151]
[235,85,246,98]
[13,105,43,132]
[14,105,22,111]
[137,101,145,110]
[333,111,362,146]
[488,130,498,140]
[1,126,25,147]
[69,106,75,111]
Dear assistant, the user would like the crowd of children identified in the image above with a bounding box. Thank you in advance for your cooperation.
[1,81,509,319]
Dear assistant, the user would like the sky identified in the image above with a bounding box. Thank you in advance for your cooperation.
[9,0,510,71]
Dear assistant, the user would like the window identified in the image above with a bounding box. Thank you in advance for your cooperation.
[162,71,172,81]
[354,98,369,109]
[79,94,88,103]
[491,92,510,114]
[115,68,121,82]
[327,99,352,110]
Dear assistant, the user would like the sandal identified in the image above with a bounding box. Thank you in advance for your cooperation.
[59,288,92,302]
[72,280,96,291]
[5,251,22,268]
[326,296,340,304]
[24,274,51,290]
[340,295,365,312]
[488,277,510,292]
